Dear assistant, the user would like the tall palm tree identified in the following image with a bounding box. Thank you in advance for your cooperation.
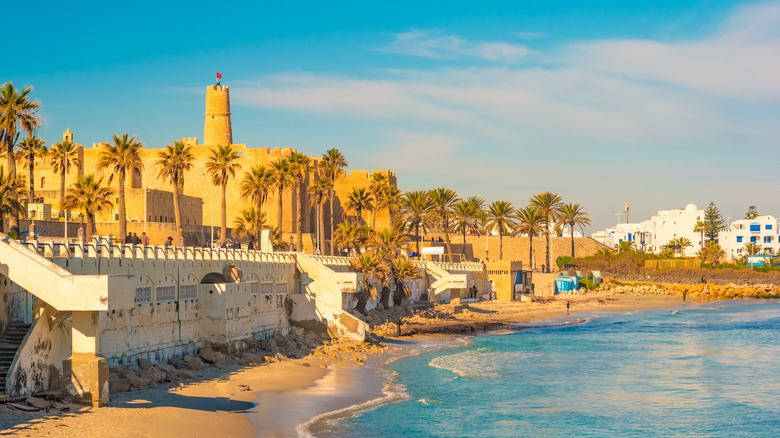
[369,173,388,230]
[559,203,591,258]
[334,220,359,255]
[17,136,46,205]
[62,175,113,242]
[383,186,403,230]
[0,166,26,233]
[744,242,762,257]
[451,199,477,255]
[269,157,294,241]
[391,259,420,306]
[240,165,272,233]
[487,200,515,260]
[371,229,408,261]
[319,148,348,255]
[233,207,266,248]
[345,186,374,225]
[429,187,459,258]
[514,205,546,269]
[693,221,707,251]
[205,145,241,245]
[97,133,143,240]
[49,140,80,216]
[308,176,332,254]
[398,190,433,255]
[0,83,41,232]
[289,152,312,252]
[530,191,563,272]
[349,253,389,313]
[155,140,194,245]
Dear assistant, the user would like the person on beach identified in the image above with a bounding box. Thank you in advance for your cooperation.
[164,236,172,247]
[140,232,149,246]
[682,290,687,302]
[566,301,570,313]
[132,232,141,245]
[124,232,133,244]
[248,239,254,250]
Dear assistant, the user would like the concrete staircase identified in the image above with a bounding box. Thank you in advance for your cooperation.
[0,323,31,394]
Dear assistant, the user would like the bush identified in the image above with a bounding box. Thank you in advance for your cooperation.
[578,277,599,290]
[556,256,573,269]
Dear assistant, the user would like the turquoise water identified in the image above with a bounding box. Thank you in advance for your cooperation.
[320,301,780,437]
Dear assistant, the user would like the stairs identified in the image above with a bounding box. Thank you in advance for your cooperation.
[0,323,31,394]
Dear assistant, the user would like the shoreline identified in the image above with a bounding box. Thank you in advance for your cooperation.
[0,292,705,437]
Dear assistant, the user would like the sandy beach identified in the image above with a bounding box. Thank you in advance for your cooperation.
[0,292,701,437]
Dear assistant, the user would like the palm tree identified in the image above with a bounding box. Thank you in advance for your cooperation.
[62,175,113,242]
[233,207,265,248]
[355,224,374,254]
[49,140,80,215]
[744,242,762,257]
[398,190,433,255]
[155,140,194,245]
[240,164,273,235]
[429,187,459,258]
[616,240,635,254]
[97,133,143,240]
[559,203,591,258]
[334,220,359,255]
[693,221,706,251]
[0,166,26,233]
[269,157,294,241]
[391,259,420,306]
[345,187,374,225]
[530,191,563,272]
[205,145,241,245]
[383,186,403,231]
[698,241,725,266]
[486,200,515,260]
[666,237,692,256]
[289,152,312,253]
[451,200,477,255]
[369,173,388,230]
[514,205,546,269]
[0,82,41,232]
[319,149,348,255]
[17,136,46,205]
[371,229,408,261]
[349,253,389,314]
[308,176,332,255]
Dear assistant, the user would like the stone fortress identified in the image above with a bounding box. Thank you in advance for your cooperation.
[21,83,397,249]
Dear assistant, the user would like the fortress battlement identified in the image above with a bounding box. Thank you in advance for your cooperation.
[180,137,198,146]
[210,85,229,91]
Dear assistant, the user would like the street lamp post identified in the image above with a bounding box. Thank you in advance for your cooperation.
[64,150,69,243]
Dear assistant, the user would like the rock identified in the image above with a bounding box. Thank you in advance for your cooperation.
[170,356,187,369]
[26,397,52,409]
[225,355,238,365]
[157,363,176,374]
[243,353,265,364]
[214,356,226,365]
[109,379,131,394]
[138,358,153,370]
[273,352,286,362]
[188,357,204,371]
[177,370,196,380]
[148,382,158,389]
[125,371,144,389]
[199,348,217,363]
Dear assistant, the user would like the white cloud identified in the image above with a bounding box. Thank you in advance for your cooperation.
[380,30,532,62]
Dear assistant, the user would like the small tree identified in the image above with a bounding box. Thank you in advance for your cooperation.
[744,205,759,220]
[703,202,725,243]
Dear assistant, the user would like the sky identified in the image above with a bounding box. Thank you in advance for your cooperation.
[3,0,779,232]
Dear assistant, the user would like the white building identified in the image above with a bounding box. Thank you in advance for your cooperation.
[718,215,780,260]
[592,203,705,257]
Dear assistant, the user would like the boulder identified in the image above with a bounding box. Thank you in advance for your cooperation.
[242,353,265,364]
[199,348,217,364]
[177,370,196,380]
[188,357,204,371]
[125,371,144,390]
[157,363,176,374]
[169,356,188,369]
[138,358,153,370]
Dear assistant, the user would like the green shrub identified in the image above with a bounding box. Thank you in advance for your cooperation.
[556,256,573,269]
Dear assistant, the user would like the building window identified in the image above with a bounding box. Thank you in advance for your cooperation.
[40,177,45,189]
[764,236,773,243]
[750,224,760,232]
[114,214,119,221]
[750,236,758,243]
[766,224,773,230]
[736,236,743,243]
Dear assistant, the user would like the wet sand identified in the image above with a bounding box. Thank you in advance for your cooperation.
[0,292,701,437]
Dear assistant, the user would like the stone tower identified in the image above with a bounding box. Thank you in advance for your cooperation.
[203,85,233,146]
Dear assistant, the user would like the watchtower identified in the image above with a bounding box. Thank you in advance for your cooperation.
[203,85,233,146]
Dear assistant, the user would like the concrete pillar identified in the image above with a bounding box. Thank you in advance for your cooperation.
[63,311,109,407]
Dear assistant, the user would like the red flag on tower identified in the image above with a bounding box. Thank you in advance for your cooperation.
[216,72,222,79]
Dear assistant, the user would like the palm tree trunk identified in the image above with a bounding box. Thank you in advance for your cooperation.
[545,230,551,273]
[329,191,335,256]
[415,224,420,254]
[372,207,377,231]
[118,169,127,240]
[462,228,467,256]
[319,201,325,254]
[221,183,227,245]
[529,234,534,269]
[6,142,18,233]
[570,224,575,258]
[277,186,283,236]
[444,229,452,260]
[28,157,35,206]
[296,182,303,253]
[499,232,503,260]
[59,168,66,218]
[86,213,94,242]
[172,174,182,245]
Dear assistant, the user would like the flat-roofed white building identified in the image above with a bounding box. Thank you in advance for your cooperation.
[718,215,780,260]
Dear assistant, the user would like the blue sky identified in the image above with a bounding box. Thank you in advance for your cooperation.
[4,0,779,232]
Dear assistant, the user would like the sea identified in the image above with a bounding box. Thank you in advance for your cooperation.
[314,300,780,437]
